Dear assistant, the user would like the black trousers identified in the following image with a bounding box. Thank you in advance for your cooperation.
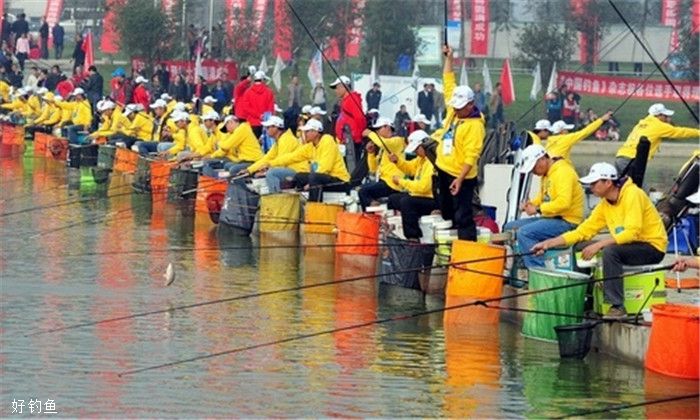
[108,135,139,149]
[358,179,396,209]
[389,192,438,240]
[436,167,477,240]
[26,125,52,137]
[293,172,349,202]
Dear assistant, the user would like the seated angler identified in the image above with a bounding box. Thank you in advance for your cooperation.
[387,130,438,242]
[108,103,154,148]
[547,111,613,161]
[532,163,668,319]
[58,87,93,144]
[188,111,223,158]
[136,99,170,155]
[241,115,309,193]
[504,144,584,268]
[87,100,123,142]
[527,119,552,146]
[269,118,350,202]
[25,92,59,136]
[204,114,263,175]
[357,116,405,210]
[162,111,207,159]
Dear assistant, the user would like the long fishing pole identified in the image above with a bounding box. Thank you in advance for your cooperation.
[117,263,670,376]
[28,252,530,337]
[608,0,699,122]
[553,393,700,419]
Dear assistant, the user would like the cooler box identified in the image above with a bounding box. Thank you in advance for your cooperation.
[593,264,667,315]
[543,247,574,271]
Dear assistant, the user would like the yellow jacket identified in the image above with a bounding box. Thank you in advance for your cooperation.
[396,156,435,198]
[367,132,405,191]
[530,159,584,225]
[562,178,668,252]
[126,112,156,141]
[59,99,92,126]
[211,122,263,162]
[247,129,308,173]
[617,115,700,160]
[270,134,350,182]
[195,125,226,156]
[545,118,604,161]
[25,95,42,118]
[0,80,10,102]
[32,102,56,125]
[433,71,485,179]
[169,123,207,155]
[43,104,63,126]
[1,98,26,112]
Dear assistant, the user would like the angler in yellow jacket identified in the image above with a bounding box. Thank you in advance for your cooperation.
[24,88,44,120]
[386,130,438,241]
[89,100,122,141]
[208,115,263,174]
[527,119,553,146]
[357,117,406,210]
[162,112,207,158]
[546,111,613,161]
[25,92,59,136]
[108,103,154,148]
[533,162,667,319]
[269,118,350,202]
[243,115,308,192]
[0,79,10,103]
[615,103,700,176]
[432,45,485,240]
[60,88,93,144]
[504,144,585,268]
[0,89,29,118]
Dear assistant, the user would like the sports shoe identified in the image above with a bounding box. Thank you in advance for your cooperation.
[603,306,627,320]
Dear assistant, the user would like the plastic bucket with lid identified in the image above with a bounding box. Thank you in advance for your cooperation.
[259,193,301,232]
[419,215,445,244]
[645,303,699,379]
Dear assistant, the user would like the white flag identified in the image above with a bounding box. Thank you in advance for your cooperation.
[307,50,323,87]
[259,55,268,74]
[530,62,542,101]
[370,55,377,85]
[482,60,493,95]
[271,55,286,91]
[546,62,557,95]
[411,60,420,88]
[459,60,469,86]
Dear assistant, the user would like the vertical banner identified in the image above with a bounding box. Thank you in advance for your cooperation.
[162,0,176,14]
[43,0,64,28]
[273,0,292,61]
[693,0,700,34]
[661,0,680,26]
[251,0,269,46]
[0,0,4,32]
[100,0,122,55]
[470,0,489,56]
[82,31,94,73]
[499,59,515,105]
[226,0,247,45]
[448,0,462,20]
[345,0,365,58]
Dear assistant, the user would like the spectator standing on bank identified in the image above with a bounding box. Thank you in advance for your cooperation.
[431,83,444,123]
[473,83,488,119]
[287,75,302,108]
[417,83,434,121]
[15,33,30,71]
[82,65,104,109]
[72,34,85,71]
[311,81,326,110]
[490,82,504,128]
[545,91,563,122]
[562,91,579,126]
[39,18,49,59]
[394,104,411,137]
[11,13,29,39]
[52,22,65,59]
[1,14,10,46]
[365,82,382,111]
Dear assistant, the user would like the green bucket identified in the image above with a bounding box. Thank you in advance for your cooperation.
[522,269,590,342]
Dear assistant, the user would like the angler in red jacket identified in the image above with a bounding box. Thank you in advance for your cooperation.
[332,75,365,163]
[239,70,275,137]
[232,69,253,117]
[131,75,151,111]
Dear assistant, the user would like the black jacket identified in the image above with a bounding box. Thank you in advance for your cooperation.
[365,89,381,110]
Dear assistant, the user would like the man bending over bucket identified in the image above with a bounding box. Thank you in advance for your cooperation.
[357,117,405,210]
[532,163,668,319]
[387,130,437,241]
[242,115,310,193]
[504,144,584,268]
[268,118,350,202]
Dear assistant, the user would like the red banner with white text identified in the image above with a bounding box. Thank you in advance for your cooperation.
[226,0,247,45]
[448,0,461,20]
[100,0,122,55]
[251,0,268,46]
[273,0,292,61]
[470,0,488,56]
[44,0,64,28]
[131,59,239,84]
[693,0,700,33]
[661,0,680,26]
[557,71,699,102]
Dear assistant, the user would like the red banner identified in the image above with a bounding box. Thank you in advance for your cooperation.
[83,31,94,73]
[43,0,64,28]
[557,71,700,102]
[661,0,680,26]
[470,0,489,56]
[0,0,4,32]
[226,0,246,43]
[693,0,700,33]
[273,0,292,61]
[251,0,268,46]
[448,0,462,21]
[131,59,239,84]
[499,59,515,105]
[100,0,122,55]
[345,0,365,58]
[162,0,176,14]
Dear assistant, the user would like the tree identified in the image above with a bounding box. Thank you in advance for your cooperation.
[114,0,175,66]
[515,24,577,84]
[362,0,422,74]
[675,0,699,81]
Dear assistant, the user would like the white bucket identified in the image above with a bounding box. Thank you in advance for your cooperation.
[419,215,445,244]
[435,228,458,265]
[477,227,492,244]
[322,191,347,204]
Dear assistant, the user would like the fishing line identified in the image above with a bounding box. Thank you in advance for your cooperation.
[116,263,667,376]
[29,252,529,337]
[553,393,699,419]
[608,0,699,122]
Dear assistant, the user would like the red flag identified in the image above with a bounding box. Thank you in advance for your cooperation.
[693,0,700,34]
[82,31,94,74]
[499,58,515,106]
[273,0,292,61]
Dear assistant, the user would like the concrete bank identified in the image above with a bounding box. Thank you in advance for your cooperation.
[574,140,697,158]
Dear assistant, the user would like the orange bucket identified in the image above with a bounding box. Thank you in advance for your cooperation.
[12,126,24,145]
[1,124,14,145]
[34,133,49,156]
[194,176,228,213]
[335,212,381,255]
[113,148,139,173]
[303,202,342,234]
[645,303,699,379]
[446,240,506,298]
[46,137,68,161]
[150,161,173,192]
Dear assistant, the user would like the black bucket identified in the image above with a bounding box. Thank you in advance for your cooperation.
[554,322,596,359]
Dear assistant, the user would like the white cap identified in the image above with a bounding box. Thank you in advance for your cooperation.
[202,110,220,121]
[310,106,326,115]
[300,118,324,132]
[248,65,257,75]
[54,95,63,101]
[171,111,190,123]
[367,108,379,114]
[261,115,284,128]
[551,120,575,135]
[519,144,547,174]
[160,93,172,101]
[274,103,283,113]
[405,130,429,154]
[150,99,168,109]
[16,88,26,96]
[579,162,619,184]
[412,113,431,125]
[254,70,268,81]
[99,100,116,111]
[174,102,187,112]
[71,87,85,96]
[223,114,239,125]
[447,85,475,109]
[534,119,552,132]
[123,103,140,116]
[301,105,313,114]
[203,95,217,103]
[23,86,35,93]
[36,87,49,95]
[372,116,394,129]
[648,103,674,116]
[134,75,148,84]
[329,75,351,88]
[686,190,700,205]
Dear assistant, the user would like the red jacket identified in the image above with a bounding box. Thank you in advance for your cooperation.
[56,79,74,98]
[335,91,365,144]
[132,84,151,110]
[239,82,275,126]
[233,78,251,118]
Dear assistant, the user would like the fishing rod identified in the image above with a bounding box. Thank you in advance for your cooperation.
[608,0,699,122]
[116,263,668,376]
[554,393,699,419]
[28,252,530,337]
